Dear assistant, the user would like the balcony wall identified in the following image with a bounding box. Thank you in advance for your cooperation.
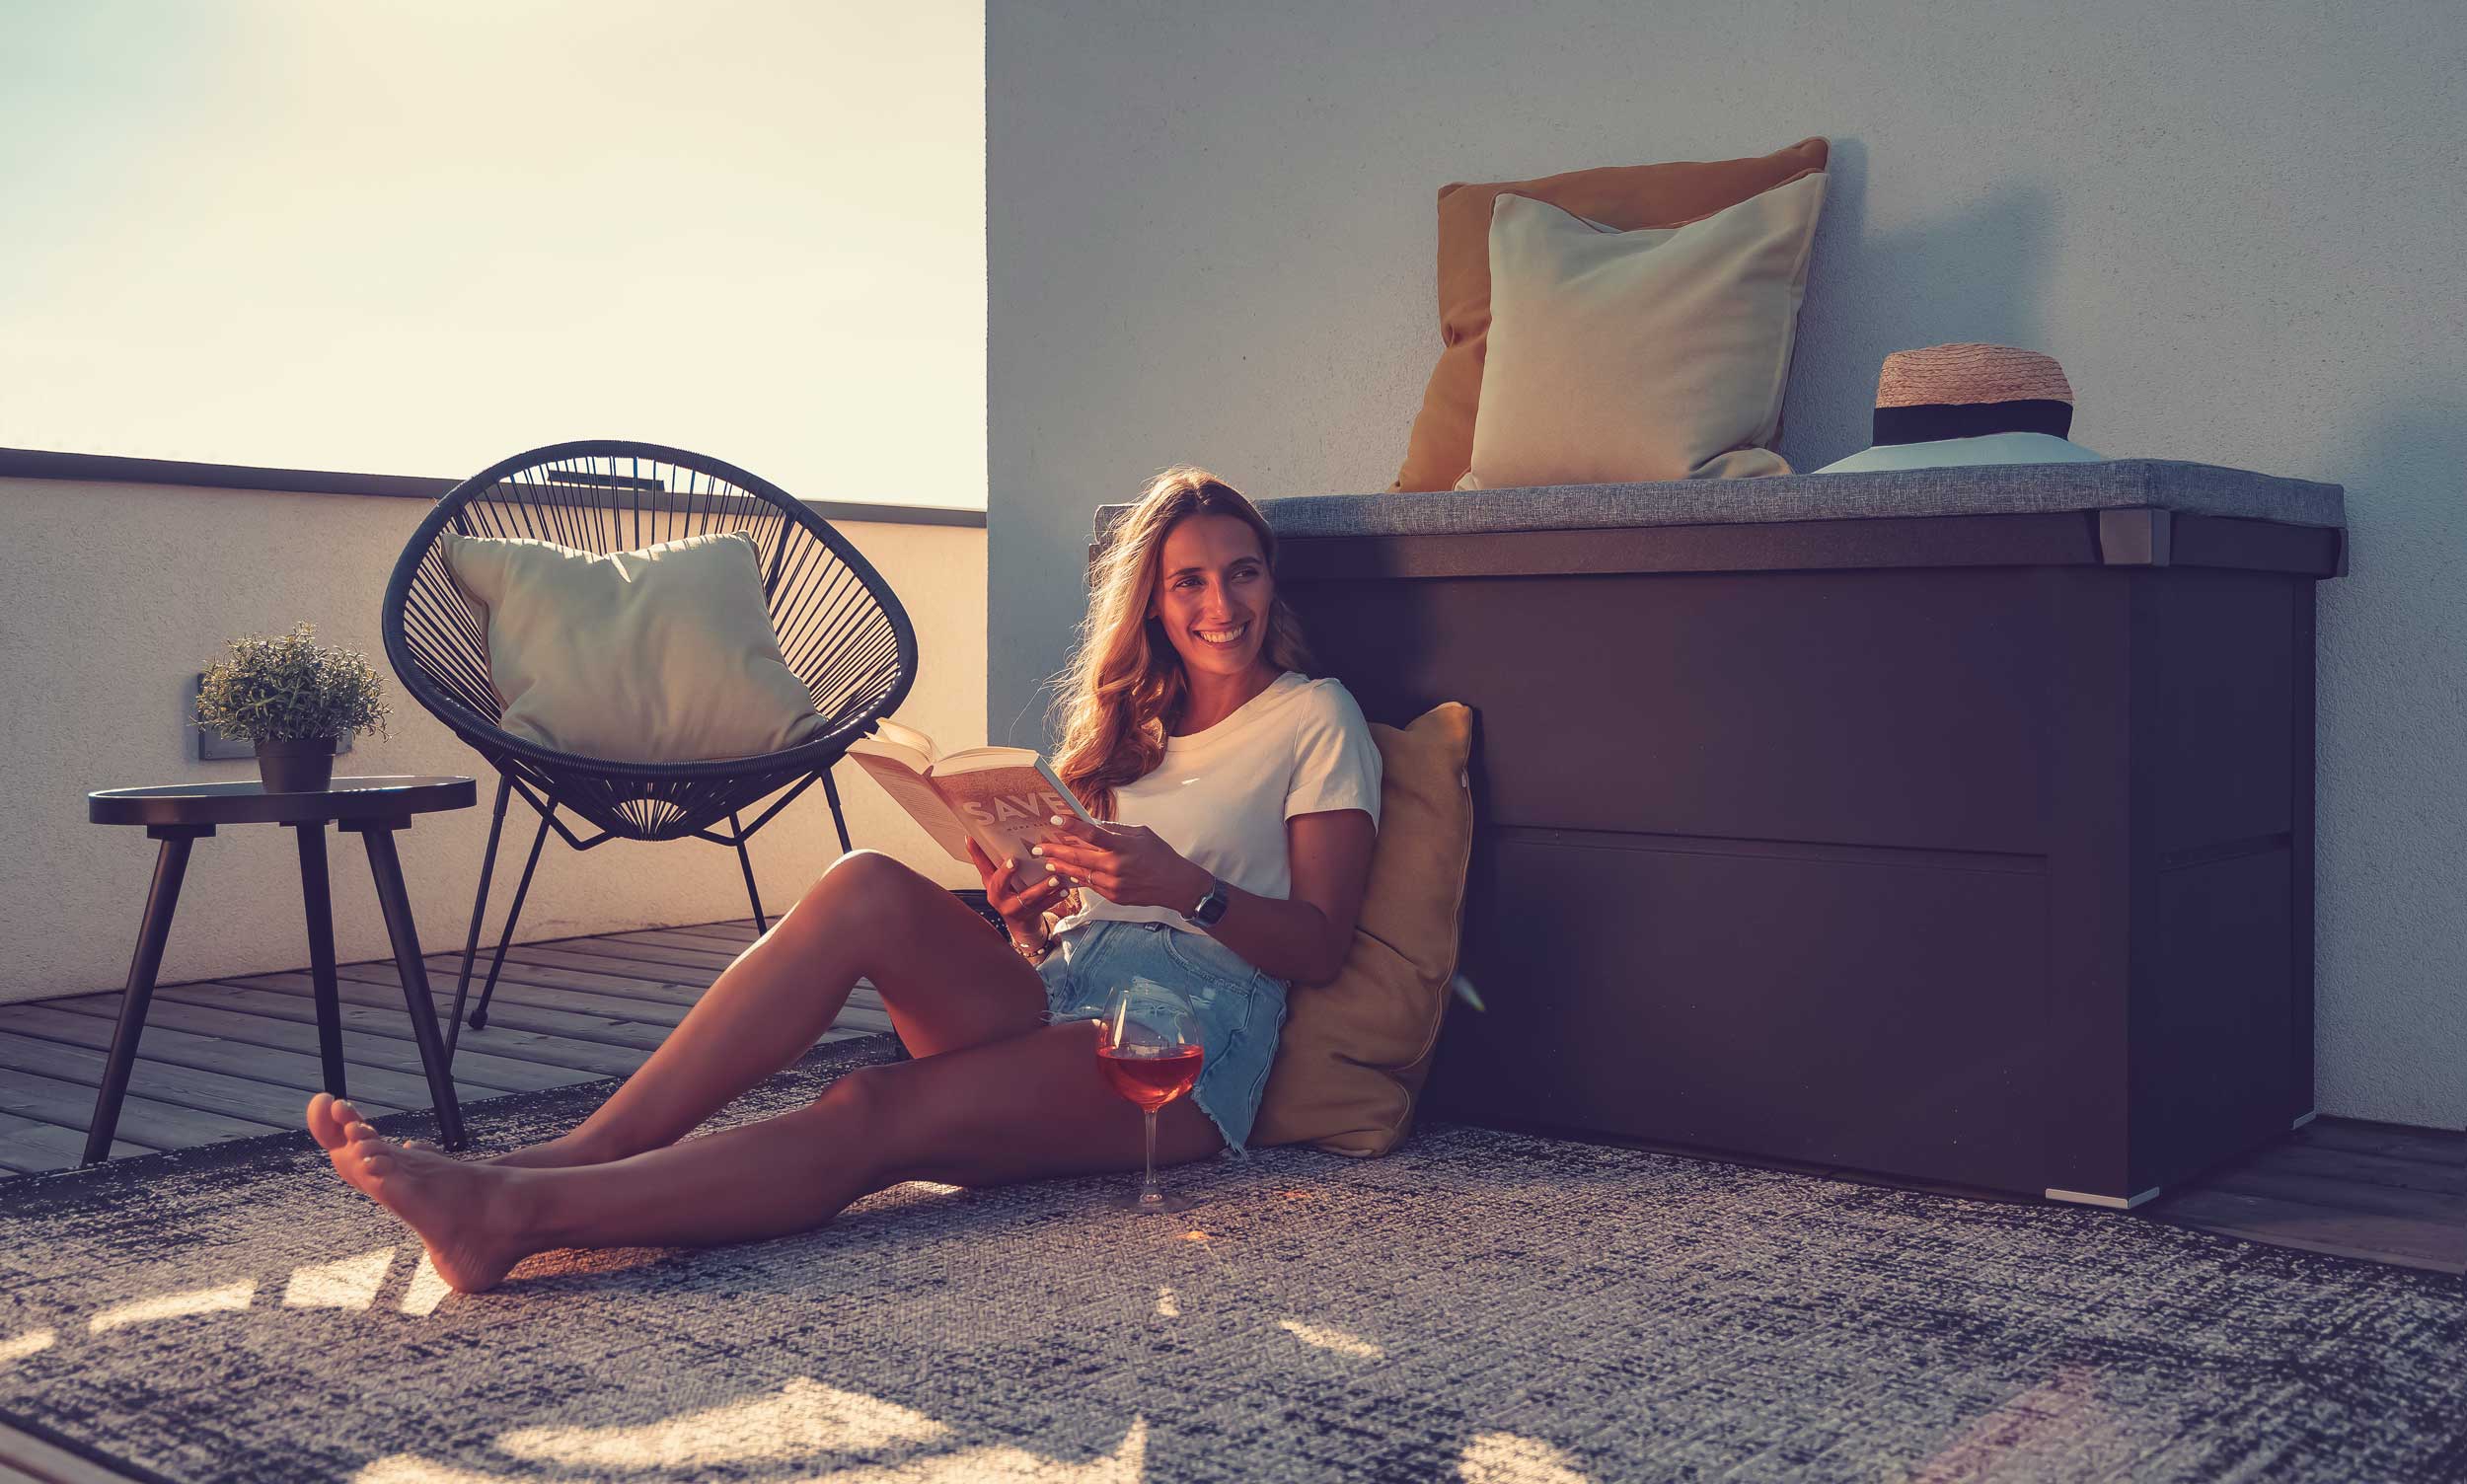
[0,454,986,1006]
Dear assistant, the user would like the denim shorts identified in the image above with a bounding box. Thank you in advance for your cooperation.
[1037,919,1289,1154]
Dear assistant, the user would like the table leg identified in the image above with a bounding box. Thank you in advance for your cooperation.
[354,821,468,1150]
[86,828,207,1165]
[291,821,346,1099]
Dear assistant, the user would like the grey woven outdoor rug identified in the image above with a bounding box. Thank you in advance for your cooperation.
[4,1034,2461,1484]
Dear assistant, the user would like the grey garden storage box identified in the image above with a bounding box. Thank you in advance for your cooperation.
[1111,459,2346,1209]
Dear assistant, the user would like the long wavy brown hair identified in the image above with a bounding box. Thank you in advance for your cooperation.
[1048,466,1315,820]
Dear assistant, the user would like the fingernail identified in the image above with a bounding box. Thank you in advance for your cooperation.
[1049,814,1068,826]
[1029,846,1044,857]
[1006,857,1017,869]
[1046,862,1060,873]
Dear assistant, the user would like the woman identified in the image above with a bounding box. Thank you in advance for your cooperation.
[307,467,1383,1293]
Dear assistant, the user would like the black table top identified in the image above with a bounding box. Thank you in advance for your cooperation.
[89,776,478,827]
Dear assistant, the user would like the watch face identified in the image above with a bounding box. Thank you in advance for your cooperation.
[1191,879,1230,926]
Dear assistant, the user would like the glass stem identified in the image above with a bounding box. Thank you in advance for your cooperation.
[1140,1106,1162,1206]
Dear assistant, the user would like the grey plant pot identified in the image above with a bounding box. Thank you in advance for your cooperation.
[255,736,336,794]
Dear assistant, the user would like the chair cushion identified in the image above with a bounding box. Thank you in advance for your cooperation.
[1252,702,1474,1156]
[439,529,829,764]
[1461,173,1826,488]
[1389,137,1830,493]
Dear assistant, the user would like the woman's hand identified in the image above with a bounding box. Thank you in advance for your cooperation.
[965,838,1072,948]
[1031,815,1212,914]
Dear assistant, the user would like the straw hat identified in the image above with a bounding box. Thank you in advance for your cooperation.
[1814,343,2103,474]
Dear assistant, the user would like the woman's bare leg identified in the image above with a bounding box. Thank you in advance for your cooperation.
[309,1018,1224,1292]
[472,850,1048,1168]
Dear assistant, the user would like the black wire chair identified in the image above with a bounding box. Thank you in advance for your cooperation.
[381,440,918,1057]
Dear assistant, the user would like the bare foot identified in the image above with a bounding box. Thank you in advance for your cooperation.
[312,1098,536,1294]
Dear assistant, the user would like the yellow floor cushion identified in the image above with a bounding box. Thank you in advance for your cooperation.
[1253,702,1474,1155]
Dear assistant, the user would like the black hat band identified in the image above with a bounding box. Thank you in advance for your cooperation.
[1874,399,2073,446]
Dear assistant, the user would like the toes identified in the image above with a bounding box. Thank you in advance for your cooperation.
[346,1122,379,1143]
[306,1092,344,1150]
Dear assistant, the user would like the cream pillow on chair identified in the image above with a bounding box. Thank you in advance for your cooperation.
[440,529,829,764]
[1461,171,1827,489]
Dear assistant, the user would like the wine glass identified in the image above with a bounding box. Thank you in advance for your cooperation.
[1097,978,1206,1213]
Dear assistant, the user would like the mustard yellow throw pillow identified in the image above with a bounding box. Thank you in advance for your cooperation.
[440,529,829,764]
[1461,171,1827,489]
[1253,702,1474,1156]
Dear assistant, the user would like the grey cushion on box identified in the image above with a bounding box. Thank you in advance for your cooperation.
[1092,460,2344,545]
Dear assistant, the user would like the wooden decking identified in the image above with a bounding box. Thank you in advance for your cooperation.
[0,921,2458,1277]
[0,921,883,1173]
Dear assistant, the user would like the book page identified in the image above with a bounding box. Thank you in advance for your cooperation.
[930,745,1045,774]
[845,749,974,862]
[847,721,936,775]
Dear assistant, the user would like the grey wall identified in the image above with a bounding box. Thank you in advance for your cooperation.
[987,0,2467,1127]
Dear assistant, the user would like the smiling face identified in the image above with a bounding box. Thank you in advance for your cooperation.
[1148,512,1274,683]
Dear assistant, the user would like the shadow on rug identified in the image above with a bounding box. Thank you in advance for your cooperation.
[3,1034,2462,1483]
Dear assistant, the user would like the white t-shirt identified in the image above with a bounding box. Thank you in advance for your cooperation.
[1051,670,1383,936]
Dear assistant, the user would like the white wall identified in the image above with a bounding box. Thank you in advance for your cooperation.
[0,476,985,1005]
[987,0,2467,1127]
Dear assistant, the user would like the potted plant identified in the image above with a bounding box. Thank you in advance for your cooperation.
[195,624,392,793]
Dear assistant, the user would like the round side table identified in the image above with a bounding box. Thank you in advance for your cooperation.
[84,776,478,1164]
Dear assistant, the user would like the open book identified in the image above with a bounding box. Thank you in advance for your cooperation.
[844,720,1101,896]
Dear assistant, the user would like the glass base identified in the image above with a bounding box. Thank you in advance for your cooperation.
[1118,1187,1200,1213]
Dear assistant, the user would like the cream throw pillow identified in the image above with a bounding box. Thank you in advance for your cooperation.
[1461,171,1827,488]
[440,529,830,764]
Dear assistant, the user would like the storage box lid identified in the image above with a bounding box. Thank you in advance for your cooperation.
[1093,460,2343,545]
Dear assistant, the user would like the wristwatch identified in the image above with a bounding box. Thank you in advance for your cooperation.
[1183,874,1233,928]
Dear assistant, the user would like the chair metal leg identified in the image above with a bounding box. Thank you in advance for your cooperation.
[291,821,346,1098]
[85,827,206,1165]
[354,821,467,1150]
[445,774,513,1062]
[731,810,767,932]
[822,768,855,854]
[469,803,554,1033]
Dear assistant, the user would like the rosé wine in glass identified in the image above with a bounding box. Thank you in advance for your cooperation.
[1101,980,1204,1212]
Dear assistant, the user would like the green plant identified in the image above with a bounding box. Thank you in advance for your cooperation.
[196,623,392,744]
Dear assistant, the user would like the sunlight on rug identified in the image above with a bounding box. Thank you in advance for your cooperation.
[87,1280,257,1333]
[497,1379,949,1467]
[399,1251,452,1317]
[282,1248,396,1311]
[1458,1431,1594,1484]
[0,1330,54,1364]
[1276,1318,1383,1359]
[352,1390,1147,1484]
